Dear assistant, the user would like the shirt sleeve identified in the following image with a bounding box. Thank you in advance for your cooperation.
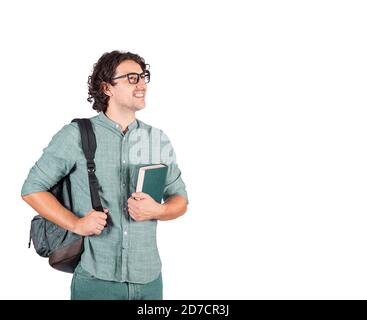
[160,130,189,204]
[21,123,80,197]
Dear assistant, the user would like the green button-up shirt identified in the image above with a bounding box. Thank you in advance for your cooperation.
[21,111,188,284]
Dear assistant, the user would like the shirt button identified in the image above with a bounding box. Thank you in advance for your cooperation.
[123,183,126,187]
[115,124,119,128]
[124,231,127,235]
[122,160,126,164]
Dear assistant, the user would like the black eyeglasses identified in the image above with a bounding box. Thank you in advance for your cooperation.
[111,70,150,84]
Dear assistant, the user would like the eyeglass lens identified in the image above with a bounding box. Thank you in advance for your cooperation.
[128,72,150,84]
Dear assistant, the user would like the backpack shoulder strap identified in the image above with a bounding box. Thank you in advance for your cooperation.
[71,118,103,212]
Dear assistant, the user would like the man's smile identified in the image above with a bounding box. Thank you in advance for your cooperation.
[133,91,145,99]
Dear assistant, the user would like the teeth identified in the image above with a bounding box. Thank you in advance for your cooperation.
[134,93,144,98]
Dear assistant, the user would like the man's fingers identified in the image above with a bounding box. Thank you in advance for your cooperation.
[92,208,109,217]
[128,206,136,214]
[96,216,107,224]
[129,213,137,221]
[128,208,140,221]
[128,207,135,216]
[95,220,106,227]
[132,192,147,199]
[94,212,108,220]
[131,192,150,201]
[128,198,135,205]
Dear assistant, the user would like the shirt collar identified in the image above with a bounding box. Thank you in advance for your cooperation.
[98,111,138,133]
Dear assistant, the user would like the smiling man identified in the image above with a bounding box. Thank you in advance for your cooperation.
[21,50,189,300]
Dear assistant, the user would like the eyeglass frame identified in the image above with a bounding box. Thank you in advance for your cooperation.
[111,69,150,85]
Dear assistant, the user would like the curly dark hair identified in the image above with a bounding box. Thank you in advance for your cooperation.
[87,50,148,113]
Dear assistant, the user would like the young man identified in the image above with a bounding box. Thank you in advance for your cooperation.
[21,50,189,300]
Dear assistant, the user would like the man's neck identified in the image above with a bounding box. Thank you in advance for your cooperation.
[105,105,136,133]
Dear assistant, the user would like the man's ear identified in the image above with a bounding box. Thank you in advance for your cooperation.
[101,82,113,97]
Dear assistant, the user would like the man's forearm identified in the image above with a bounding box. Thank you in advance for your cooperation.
[21,191,79,232]
[156,195,188,221]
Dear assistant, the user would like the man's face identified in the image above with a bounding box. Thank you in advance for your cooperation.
[107,60,148,112]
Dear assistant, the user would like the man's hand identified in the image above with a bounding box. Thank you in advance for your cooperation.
[72,208,109,236]
[127,192,164,221]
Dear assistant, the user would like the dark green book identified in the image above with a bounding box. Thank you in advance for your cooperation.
[135,164,168,203]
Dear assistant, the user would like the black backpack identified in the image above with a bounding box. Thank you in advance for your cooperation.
[28,118,103,273]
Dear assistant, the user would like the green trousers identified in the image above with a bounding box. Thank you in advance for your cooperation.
[70,264,163,300]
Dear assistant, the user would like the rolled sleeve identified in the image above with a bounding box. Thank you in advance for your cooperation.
[160,131,189,204]
[21,123,79,196]
[163,164,189,203]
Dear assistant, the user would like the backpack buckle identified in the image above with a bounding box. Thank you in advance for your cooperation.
[87,160,96,173]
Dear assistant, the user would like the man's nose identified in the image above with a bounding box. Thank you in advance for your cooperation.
[136,78,147,87]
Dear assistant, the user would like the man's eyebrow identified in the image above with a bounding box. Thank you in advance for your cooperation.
[117,70,144,74]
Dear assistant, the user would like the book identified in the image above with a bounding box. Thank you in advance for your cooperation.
[135,164,168,203]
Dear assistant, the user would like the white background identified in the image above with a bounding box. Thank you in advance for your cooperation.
[1,0,366,299]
